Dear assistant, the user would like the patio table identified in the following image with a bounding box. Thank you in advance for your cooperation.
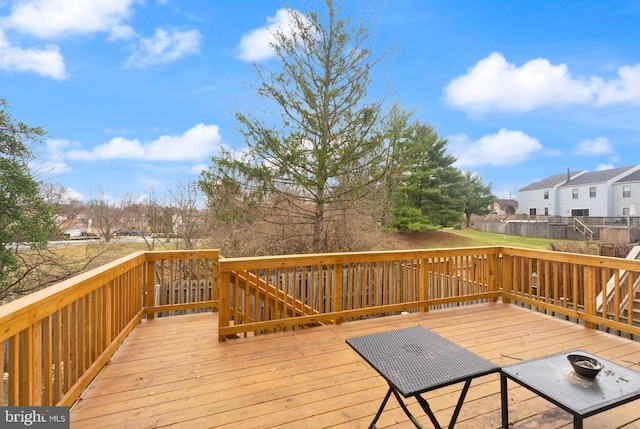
[346,325,500,429]
[501,350,640,429]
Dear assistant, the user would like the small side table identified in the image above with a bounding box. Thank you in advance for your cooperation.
[501,350,640,429]
[346,326,500,429]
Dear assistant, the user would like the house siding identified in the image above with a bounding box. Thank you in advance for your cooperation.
[557,183,609,216]
[612,180,640,215]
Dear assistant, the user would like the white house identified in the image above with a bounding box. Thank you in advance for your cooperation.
[518,165,640,217]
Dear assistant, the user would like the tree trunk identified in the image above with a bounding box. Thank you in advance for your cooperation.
[312,201,325,253]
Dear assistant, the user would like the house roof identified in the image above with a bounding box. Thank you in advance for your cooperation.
[519,170,586,191]
[616,168,640,183]
[520,165,640,191]
[561,165,638,187]
[494,198,518,207]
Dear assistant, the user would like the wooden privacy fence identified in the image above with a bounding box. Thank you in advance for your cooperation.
[1,246,640,407]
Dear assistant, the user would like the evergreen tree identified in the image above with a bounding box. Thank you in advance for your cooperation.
[460,170,494,226]
[200,0,392,253]
[389,121,464,231]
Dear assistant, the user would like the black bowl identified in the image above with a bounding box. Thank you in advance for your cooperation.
[567,354,603,379]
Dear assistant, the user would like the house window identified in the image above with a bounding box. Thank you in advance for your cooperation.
[623,208,630,215]
[544,207,549,215]
[589,187,596,198]
[529,208,537,215]
[572,189,578,199]
[623,185,631,198]
[543,190,549,200]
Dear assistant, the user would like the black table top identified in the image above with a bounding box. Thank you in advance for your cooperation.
[346,326,500,397]
[502,350,640,416]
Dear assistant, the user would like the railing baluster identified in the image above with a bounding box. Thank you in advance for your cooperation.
[43,315,53,406]
[0,339,5,405]
[8,334,19,405]
[53,310,63,404]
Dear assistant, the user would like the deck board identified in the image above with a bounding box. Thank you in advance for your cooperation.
[70,303,640,428]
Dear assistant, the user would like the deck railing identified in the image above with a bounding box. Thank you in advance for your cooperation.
[1,246,640,407]
[500,247,640,334]
[144,250,220,317]
[0,252,147,408]
[217,247,501,340]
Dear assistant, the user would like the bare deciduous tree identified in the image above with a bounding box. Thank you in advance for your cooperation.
[86,188,131,242]
[167,178,209,250]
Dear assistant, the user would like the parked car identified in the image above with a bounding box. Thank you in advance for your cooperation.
[116,230,139,236]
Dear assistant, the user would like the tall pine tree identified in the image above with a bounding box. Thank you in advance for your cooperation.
[200,1,393,253]
[389,121,465,231]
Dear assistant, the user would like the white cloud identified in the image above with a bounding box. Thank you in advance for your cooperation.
[46,138,77,153]
[444,53,640,114]
[237,8,306,62]
[1,0,138,40]
[124,27,201,69]
[597,64,640,105]
[449,128,542,167]
[66,123,222,162]
[596,163,615,171]
[63,187,84,202]
[443,53,597,113]
[0,0,138,79]
[32,138,76,175]
[0,29,67,79]
[37,159,72,175]
[189,163,209,175]
[572,137,614,156]
[106,24,137,42]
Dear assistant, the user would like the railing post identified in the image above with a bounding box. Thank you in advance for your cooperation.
[583,266,597,329]
[501,251,512,304]
[145,259,156,320]
[218,268,230,342]
[487,251,499,302]
[334,263,343,317]
[419,258,428,312]
[212,250,220,312]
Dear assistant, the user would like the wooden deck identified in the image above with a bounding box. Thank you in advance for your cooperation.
[70,302,640,428]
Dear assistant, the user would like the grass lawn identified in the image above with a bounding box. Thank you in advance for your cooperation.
[444,227,555,249]
[393,227,557,250]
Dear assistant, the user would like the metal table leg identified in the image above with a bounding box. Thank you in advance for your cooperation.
[501,373,509,428]
[369,387,393,429]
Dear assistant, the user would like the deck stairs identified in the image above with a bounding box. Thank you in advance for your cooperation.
[597,245,640,322]
[573,217,594,241]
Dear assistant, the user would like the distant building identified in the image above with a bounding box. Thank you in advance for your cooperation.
[489,199,518,215]
[518,165,640,217]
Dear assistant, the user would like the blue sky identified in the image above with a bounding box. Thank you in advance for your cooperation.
[1,0,639,203]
